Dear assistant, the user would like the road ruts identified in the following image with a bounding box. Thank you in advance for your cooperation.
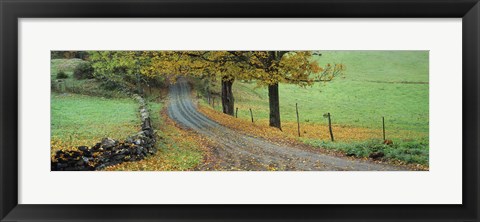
[167,78,408,171]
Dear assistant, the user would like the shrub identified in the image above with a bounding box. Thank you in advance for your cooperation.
[73,62,94,80]
[56,71,68,79]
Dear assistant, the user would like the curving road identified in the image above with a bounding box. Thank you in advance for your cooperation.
[167,78,407,171]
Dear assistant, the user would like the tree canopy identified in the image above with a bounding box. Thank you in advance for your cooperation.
[88,50,345,129]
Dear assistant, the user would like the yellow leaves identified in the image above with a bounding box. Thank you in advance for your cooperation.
[50,138,92,158]
[90,50,341,89]
[198,105,294,144]
[198,104,413,144]
[103,110,207,171]
[310,62,323,74]
[335,63,346,72]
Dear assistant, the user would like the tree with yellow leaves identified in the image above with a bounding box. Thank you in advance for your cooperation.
[225,51,345,130]
[149,51,252,116]
[89,51,344,130]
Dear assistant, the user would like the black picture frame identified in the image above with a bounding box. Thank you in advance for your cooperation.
[1,0,479,221]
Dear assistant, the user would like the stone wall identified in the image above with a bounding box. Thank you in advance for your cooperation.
[51,94,157,171]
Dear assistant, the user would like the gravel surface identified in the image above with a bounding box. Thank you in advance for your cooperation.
[167,78,408,171]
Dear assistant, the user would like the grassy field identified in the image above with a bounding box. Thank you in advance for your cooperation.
[51,58,85,78]
[50,93,140,156]
[206,51,429,140]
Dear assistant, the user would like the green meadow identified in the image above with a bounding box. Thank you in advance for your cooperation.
[222,51,429,138]
[50,93,140,153]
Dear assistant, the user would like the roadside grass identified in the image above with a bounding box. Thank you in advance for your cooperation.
[302,139,429,166]
[50,93,139,157]
[106,101,206,171]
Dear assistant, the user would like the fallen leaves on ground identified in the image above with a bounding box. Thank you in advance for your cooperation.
[198,104,428,171]
[104,108,209,171]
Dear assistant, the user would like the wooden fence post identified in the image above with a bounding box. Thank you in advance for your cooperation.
[382,116,386,141]
[296,103,301,137]
[328,112,334,142]
[249,108,254,123]
[235,107,238,118]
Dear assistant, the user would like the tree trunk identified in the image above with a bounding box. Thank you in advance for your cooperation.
[268,83,281,130]
[221,77,235,116]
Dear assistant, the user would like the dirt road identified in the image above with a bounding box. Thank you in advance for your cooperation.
[167,78,407,171]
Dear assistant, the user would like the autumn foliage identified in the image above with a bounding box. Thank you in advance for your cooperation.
[89,51,345,129]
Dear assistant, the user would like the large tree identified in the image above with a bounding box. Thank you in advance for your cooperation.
[225,51,344,130]
[203,53,253,116]
[170,51,252,116]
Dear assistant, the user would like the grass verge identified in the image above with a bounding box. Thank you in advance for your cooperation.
[105,101,207,171]
[302,138,429,167]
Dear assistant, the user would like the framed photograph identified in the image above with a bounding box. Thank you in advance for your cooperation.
[1,0,479,221]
